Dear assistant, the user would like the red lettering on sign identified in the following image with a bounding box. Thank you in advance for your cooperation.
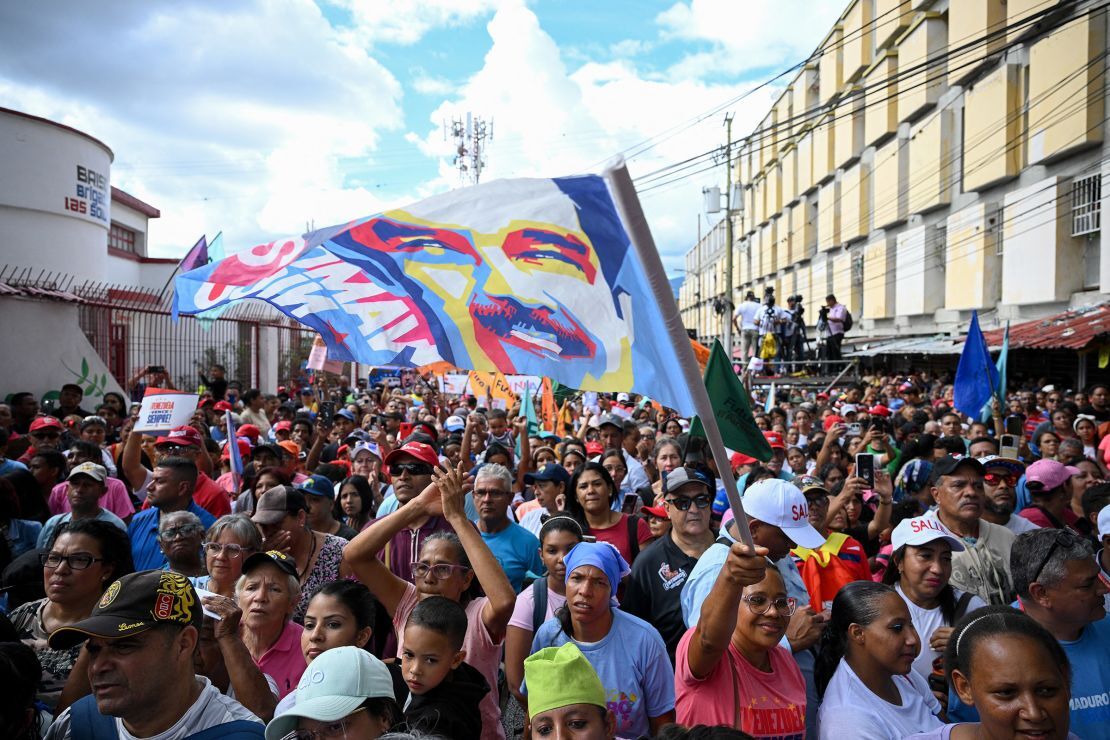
[910,519,944,534]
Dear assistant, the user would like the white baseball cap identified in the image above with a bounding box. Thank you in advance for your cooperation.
[264,646,395,740]
[444,415,466,433]
[742,479,826,549]
[891,515,966,552]
[1097,504,1110,540]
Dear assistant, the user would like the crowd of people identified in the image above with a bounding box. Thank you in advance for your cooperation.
[0,368,1109,739]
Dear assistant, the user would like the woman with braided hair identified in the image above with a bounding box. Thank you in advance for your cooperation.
[907,605,1076,739]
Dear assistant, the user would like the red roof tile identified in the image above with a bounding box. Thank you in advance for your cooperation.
[979,303,1110,350]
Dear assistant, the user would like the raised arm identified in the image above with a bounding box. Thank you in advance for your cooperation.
[459,415,478,473]
[120,414,150,493]
[866,471,894,542]
[685,543,769,679]
[814,422,844,474]
[204,595,278,721]
[342,482,442,615]
[436,463,516,642]
[514,416,531,493]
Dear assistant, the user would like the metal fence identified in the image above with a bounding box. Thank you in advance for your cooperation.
[1,265,317,393]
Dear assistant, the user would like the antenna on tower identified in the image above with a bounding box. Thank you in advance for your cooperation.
[444,112,494,186]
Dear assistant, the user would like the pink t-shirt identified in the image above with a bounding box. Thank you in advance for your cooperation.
[675,627,806,738]
[49,478,135,520]
[253,620,307,699]
[394,583,505,740]
[508,583,567,631]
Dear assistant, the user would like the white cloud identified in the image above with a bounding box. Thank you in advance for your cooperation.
[412,73,458,96]
[658,0,845,78]
[409,0,779,270]
[0,0,405,259]
[324,0,503,45]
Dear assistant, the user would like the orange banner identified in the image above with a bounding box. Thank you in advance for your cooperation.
[541,377,556,432]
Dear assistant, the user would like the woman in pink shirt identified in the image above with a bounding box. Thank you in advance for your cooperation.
[344,462,516,740]
[237,550,306,699]
[675,545,807,737]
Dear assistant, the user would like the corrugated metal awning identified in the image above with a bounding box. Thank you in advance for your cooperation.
[978,303,1110,350]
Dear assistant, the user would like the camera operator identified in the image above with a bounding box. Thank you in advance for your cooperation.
[782,295,803,363]
[757,289,789,364]
[824,293,848,361]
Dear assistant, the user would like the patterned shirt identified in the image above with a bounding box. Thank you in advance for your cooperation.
[293,533,348,623]
[10,598,82,711]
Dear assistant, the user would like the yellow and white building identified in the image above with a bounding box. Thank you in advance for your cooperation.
[679,0,1109,347]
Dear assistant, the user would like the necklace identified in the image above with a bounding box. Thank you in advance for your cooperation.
[298,529,318,581]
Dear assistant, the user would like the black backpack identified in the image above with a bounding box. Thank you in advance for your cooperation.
[843,309,854,332]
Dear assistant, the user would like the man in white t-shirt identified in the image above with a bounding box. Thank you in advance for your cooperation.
[732,291,761,359]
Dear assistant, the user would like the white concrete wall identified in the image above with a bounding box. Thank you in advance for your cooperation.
[0,110,113,280]
[0,296,125,404]
[1001,176,1083,305]
[895,224,945,316]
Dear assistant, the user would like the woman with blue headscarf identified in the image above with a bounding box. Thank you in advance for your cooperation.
[527,541,675,738]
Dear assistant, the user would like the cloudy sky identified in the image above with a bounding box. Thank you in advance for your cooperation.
[0,0,844,273]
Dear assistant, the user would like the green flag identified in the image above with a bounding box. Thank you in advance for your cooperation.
[689,340,773,462]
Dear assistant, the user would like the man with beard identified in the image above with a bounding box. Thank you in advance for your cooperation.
[376,441,453,583]
[978,455,1039,535]
[924,456,1016,605]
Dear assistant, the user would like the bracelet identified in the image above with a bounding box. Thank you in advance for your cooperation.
[878,498,892,506]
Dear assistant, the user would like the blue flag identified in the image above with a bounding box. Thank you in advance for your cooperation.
[980,321,1009,422]
[225,410,244,493]
[954,311,999,418]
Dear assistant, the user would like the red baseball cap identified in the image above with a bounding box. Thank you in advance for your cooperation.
[730,451,757,471]
[154,426,203,448]
[585,441,604,457]
[384,441,440,468]
[823,414,845,432]
[274,420,293,432]
[213,401,233,412]
[221,438,251,460]
[237,424,261,443]
[641,504,668,519]
[762,431,786,450]
[29,416,63,433]
[869,405,891,417]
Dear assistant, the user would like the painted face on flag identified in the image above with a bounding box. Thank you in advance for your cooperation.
[330,179,631,382]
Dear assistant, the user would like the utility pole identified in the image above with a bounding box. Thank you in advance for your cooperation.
[722,113,735,356]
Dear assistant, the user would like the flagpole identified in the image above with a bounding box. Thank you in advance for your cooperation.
[603,158,755,548]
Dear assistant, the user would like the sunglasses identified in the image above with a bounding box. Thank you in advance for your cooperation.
[159,525,204,541]
[1030,531,1083,585]
[390,462,434,477]
[983,471,1020,487]
[157,444,195,455]
[32,430,61,439]
[666,494,713,511]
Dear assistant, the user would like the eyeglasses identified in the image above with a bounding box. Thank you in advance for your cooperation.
[157,444,194,455]
[390,462,434,477]
[31,431,61,439]
[983,471,1020,487]
[472,487,509,499]
[280,707,366,740]
[805,494,830,508]
[410,562,470,580]
[666,494,713,511]
[603,464,627,475]
[159,525,204,541]
[41,552,106,570]
[1030,531,1082,585]
[203,542,253,558]
[742,594,797,616]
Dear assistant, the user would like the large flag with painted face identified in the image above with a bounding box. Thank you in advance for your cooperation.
[173,176,697,413]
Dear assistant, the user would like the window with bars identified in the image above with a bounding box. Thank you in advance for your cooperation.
[109,223,137,253]
[1072,173,1102,237]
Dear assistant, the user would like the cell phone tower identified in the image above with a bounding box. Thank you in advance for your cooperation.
[444,112,494,186]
